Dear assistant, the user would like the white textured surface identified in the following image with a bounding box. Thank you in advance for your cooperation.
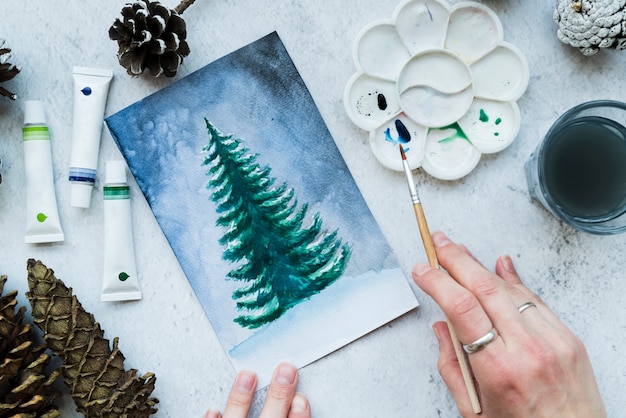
[1,1,626,417]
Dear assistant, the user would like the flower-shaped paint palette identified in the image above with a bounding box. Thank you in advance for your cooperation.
[344,0,529,180]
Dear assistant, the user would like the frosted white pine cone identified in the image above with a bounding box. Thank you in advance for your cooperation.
[553,0,626,55]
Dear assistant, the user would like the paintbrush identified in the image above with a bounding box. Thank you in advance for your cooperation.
[399,144,482,414]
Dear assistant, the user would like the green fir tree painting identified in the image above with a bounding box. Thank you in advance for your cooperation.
[201,119,352,329]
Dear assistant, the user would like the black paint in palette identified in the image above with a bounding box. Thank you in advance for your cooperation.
[542,116,626,220]
[377,93,387,110]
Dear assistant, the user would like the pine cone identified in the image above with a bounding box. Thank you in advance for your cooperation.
[0,39,20,100]
[0,274,61,418]
[554,0,626,56]
[109,0,191,77]
[25,260,159,418]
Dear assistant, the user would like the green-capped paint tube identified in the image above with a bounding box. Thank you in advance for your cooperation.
[23,100,64,243]
[102,160,142,302]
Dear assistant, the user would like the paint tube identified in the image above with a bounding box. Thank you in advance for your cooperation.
[69,66,113,208]
[23,100,65,243]
[102,160,142,302]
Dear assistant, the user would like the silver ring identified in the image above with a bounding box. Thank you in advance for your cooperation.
[518,302,537,314]
[462,328,498,354]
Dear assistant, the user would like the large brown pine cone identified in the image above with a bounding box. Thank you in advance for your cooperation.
[25,260,159,418]
[0,275,61,418]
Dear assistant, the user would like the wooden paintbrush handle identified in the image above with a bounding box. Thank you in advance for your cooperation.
[412,203,438,268]
[412,202,482,413]
[446,316,482,414]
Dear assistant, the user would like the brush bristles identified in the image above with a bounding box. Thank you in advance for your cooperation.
[399,144,407,160]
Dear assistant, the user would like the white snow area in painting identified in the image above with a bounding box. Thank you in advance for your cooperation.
[229,267,417,388]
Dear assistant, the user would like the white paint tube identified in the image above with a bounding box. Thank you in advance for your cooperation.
[102,160,142,302]
[23,100,65,243]
[69,66,113,208]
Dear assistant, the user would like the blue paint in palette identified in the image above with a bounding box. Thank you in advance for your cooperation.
[396,119,411,143]
[384,119,412,153]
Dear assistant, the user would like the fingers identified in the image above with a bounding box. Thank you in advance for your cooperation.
[495,255,565,329]
[288,393,311,418]
[260,362,308,418]
[222,369,258,418]
[415,232,531,343]
[208,363,309,418]
[432,233,521,329]
[412,261,498,348]
[495,255,542,310]
[494,255,522,286]
[204,410,222,418]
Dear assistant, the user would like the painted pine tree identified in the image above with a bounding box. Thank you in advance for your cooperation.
[201,119,351,329]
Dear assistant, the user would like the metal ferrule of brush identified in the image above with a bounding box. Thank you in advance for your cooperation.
[401,159,420,204]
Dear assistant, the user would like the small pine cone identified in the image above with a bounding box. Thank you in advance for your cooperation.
[0,275,61,418]
[109,0,190,77]
[0,39,20,100]
[25,260,159,418]
[553,0,626,56]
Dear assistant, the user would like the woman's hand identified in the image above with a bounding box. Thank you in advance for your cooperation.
[204,362,310,418]
[412,231,606,418]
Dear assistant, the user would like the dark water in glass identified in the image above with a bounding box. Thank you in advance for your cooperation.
[542,116,626,220]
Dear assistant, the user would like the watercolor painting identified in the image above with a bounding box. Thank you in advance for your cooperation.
[201,119,352,329]
[105,32,418,386]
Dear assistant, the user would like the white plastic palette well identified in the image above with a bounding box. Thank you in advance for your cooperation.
[344,0,529,180]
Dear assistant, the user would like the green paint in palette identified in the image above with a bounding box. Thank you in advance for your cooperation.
[541,116,626,220]
[478,109,501,136]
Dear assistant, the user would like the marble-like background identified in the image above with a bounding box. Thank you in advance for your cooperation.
[1,0,625,416]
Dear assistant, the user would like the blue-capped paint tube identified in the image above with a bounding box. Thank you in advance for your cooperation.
[102,160,142,302]
[69,66,113,208]
[23,100,64,243]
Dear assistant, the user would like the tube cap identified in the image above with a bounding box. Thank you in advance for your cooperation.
[70,183,93,208]
[105,160,127,184]
[24,100,46,125]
